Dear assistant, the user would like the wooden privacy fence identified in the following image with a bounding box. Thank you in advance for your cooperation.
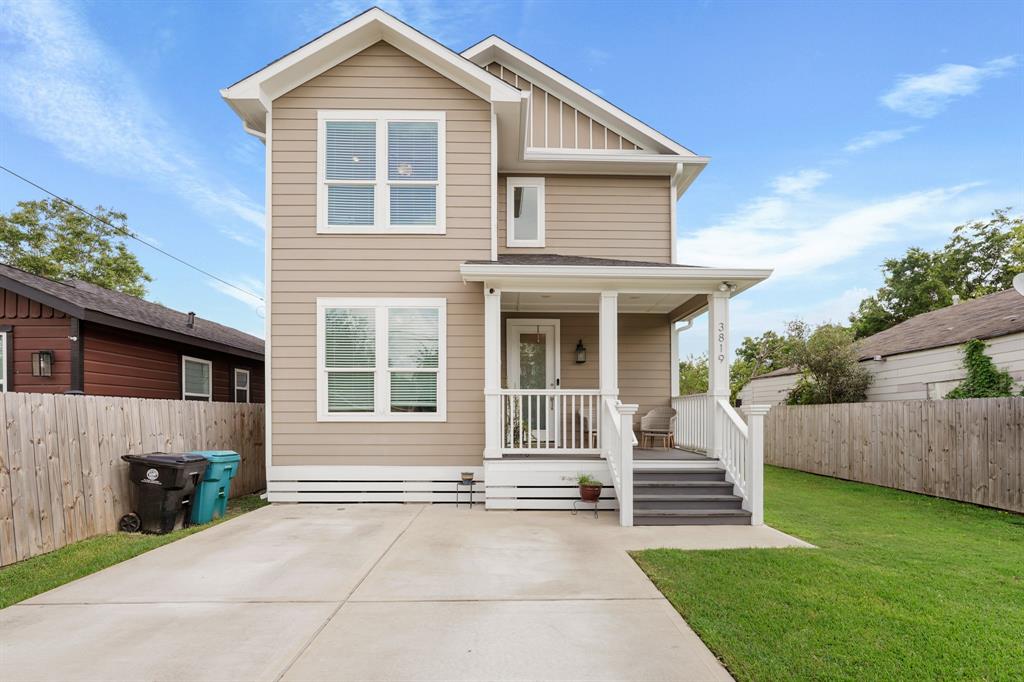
[765,398,1023,514]
[0,392,265,567]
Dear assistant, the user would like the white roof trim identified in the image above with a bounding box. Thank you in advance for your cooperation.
[222,8,520,134]
[462,35,698,158]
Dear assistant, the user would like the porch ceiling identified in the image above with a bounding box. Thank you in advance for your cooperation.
[502,291,694,315]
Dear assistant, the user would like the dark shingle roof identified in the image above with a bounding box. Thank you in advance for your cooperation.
[0,262,263,358]
[755,289,1024,379]
[465,254,697,268]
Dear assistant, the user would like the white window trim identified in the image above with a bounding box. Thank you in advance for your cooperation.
[505,176,545,247]
[316,110,446,235]
[182,356,213,401]
[316,297,447,422]
[234,368,251,404]
[0,331,7,393]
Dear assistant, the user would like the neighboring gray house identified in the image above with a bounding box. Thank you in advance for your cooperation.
[740,289,1024,407]
[220,8,776,526]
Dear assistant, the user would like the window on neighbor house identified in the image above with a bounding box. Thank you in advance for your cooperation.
[318,111,445,234]
[0,331,7,393]
[318,298,446,421]
[234,368,250,403]
[506,177,545,247]
[182,356,212,401]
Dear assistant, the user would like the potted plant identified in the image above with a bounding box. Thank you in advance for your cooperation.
[577,474,602,503]
[460,471,474,483]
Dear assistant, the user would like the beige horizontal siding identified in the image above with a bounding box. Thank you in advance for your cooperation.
[270,41,490,468]
[498,174,672,262]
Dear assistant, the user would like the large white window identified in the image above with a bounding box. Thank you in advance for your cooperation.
[317,110,446,234]
[0,331,8,393]
[182,356,212,401]
[506,176,545,247]
[317,298,446,422]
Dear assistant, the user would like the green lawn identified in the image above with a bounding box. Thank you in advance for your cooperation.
[0,495,268,609]
[633,466,1024,681]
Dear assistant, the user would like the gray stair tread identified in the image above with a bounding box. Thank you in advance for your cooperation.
[634,480,734,487]
[633,494,740,501]
[634,509,752,517]
[635,467,725,475]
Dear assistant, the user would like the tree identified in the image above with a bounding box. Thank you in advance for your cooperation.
[945,339,1019,399]
[678,354,708,395]
[0,199,151,297]
[730,329,800,402]
[850,209,1023,338]
[785,322,872,405]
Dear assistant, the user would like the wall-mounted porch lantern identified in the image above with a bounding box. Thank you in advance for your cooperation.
[32,350,54,377]
[574,339,587,364]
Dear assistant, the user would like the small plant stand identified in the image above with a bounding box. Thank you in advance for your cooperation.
[455,479,478,508]
[571,498,599,519]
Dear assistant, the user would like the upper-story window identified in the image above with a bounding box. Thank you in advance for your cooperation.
[317,110,446,234]
[506,177,545,247]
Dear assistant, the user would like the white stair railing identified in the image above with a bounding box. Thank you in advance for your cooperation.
[603,398,639,527]
[672,393,709,452]
[715,399,769,525]
[500,389,601,455]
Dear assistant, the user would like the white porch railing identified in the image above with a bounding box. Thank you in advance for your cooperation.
[716,399,768,525]
[602,398,639,527]
[672,393,709,452]
[500,389,602,455]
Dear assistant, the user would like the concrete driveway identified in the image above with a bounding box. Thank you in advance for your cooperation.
[1,504,810,681]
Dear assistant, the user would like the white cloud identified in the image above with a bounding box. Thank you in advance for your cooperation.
[770,169,830,196]
[0,1,263,233]
[677,179,1012,279]
[208,275,265,317]
[306,0,496,45]
[844,127,920,153]
[880,56,1017,117]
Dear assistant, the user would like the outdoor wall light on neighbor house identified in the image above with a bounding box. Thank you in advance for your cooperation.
[31,350,53,377]
[575,339,587,364]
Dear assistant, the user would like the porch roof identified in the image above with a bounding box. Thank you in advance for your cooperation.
[460,254,772,320]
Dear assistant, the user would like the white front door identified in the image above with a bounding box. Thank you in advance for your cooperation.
[506,319,560,442]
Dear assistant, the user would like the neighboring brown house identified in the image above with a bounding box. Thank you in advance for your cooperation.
[0,263,264,403]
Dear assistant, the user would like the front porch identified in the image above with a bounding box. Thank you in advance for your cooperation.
[460,255,773,526]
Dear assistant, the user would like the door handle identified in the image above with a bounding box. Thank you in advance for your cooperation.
[555,378,560,387]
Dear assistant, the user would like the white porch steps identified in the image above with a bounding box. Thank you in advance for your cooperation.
[632,465,751,526]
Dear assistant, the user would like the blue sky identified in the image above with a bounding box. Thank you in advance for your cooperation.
[1,0,1021,359]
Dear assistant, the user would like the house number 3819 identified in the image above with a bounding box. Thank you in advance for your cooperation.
[717,322,726,363]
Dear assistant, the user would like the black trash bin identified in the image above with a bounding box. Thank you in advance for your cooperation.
[120,454,209,534]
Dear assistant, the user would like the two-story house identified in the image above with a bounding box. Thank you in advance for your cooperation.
[222,8,772,525]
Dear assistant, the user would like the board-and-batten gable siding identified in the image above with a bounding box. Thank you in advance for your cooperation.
[270,40,490,467]
[497,174,672,262]
[82,323,265,403]
[740,331,1024,406]
[502,312,670,420]
[0,287,71,393]
[484,62,642,151]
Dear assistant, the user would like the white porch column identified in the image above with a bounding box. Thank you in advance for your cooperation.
[707,291,730,459]
[484,286,502,459]
[741,404,770,525]
[599,292,619,400]
[670,322,680,398]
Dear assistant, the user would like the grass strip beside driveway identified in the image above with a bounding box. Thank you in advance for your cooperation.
[633,466,1024,681]
[1,495,268,609]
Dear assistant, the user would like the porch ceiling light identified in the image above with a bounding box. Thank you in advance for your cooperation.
[718,281,737,292]
[575,339,587,364]
[32,350,53,377]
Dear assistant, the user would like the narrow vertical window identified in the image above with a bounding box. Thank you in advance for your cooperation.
[0,331,7,392]
[234,368,251,403]
[506,177,545,247]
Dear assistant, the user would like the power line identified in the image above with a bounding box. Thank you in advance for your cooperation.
[0,165,264,302]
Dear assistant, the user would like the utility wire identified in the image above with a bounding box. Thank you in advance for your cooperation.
[0,165,264,302]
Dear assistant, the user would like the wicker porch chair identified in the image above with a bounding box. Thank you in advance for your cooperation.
[639,406,676,448]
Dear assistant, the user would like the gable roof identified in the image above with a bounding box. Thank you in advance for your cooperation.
[461,35,698,158]
[756,288,1024,379]
[0,263,264,360]
[221,7,522,135]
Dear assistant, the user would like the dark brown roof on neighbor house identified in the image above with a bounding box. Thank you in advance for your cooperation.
[756,288,1024,379]
[465,254,697,268]
[0,262,264,359]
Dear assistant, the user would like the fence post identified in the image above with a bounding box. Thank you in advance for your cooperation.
[742,404,770,525]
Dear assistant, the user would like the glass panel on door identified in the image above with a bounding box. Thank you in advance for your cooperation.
[519,332,547,431]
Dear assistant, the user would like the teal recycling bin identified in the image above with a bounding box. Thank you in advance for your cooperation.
[189,450,241,524]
